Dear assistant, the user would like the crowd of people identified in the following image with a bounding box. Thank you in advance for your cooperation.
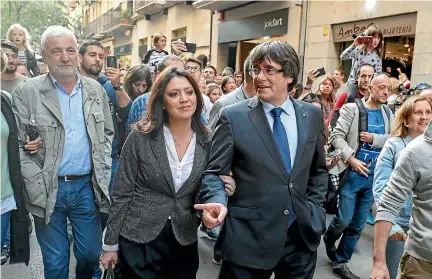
[0,22,432,279]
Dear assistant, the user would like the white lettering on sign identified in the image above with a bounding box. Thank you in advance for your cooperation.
[264,18,283,30]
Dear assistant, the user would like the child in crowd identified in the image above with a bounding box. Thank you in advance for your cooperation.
[340,24,383,102]
[142,33,168,74]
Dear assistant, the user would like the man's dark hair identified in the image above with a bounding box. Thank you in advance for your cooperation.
[196,54,208,68]
[249,41,300,91]
[204,65,217,74]
[1,40,19,54]
[356,63,376,78]
[79,40,103,56]
[185,57,202,69]
[157,55,182,73]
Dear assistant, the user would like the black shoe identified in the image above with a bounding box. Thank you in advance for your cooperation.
[333,263,361,279]
[323,234,337,262]
[1,245,10,265]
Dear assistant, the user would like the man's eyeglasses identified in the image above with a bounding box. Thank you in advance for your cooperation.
[185,66,200,73]
[249,67,284,76]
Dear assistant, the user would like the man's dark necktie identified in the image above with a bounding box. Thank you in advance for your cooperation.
[270,107,292,175]
[270,107,295,227]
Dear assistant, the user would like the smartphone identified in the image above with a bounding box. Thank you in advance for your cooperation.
[106,55,117,68]
[184,42,197,53]
[325,149,341,158]
[360,36,373,44]
[315,67,326,78]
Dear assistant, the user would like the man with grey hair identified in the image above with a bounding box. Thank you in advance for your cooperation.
[12,25,114,278]
[195,41,328,278]
[126,55,184,134]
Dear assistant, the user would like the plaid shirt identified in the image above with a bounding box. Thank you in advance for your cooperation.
[126,92,150,135]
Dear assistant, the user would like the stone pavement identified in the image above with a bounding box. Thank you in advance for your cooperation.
[1,215,375,279]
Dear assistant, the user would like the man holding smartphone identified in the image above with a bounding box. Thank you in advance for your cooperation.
[78,40,132,201]
[324,73,393,279]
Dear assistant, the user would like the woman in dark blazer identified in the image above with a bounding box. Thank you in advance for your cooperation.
[0,49,30,265]
[100,67,235,278]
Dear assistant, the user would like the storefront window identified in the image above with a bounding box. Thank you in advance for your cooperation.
[383,36,414,79]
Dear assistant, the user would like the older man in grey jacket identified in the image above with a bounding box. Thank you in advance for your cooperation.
[371,120,432,278]
[13,26,113,279]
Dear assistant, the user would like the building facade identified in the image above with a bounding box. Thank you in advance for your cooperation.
[81,1,432,85]
[305,0,432,86]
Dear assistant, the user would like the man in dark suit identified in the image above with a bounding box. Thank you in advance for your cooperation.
[195,41,328,278]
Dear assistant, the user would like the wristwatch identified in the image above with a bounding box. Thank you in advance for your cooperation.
[112,83,124,90]
[304,84,312,90]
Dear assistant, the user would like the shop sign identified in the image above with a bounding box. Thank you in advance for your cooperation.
[218,9,289,43]
[114,44,132,55]
[332,13,417,42]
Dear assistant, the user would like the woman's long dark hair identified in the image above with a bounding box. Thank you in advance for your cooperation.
[124,64,153,101]
[136,67,209,141]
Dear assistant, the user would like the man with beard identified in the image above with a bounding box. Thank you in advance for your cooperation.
[0,40,28,93]
[78,40,131,203]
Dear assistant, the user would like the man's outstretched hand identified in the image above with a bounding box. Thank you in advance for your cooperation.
[194,203,227,229]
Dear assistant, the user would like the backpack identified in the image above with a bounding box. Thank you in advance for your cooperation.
[324,98,369,215]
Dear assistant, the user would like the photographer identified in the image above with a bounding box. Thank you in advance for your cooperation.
[341,24,383,103]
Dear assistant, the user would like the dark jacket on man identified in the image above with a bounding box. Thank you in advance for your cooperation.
[200,96,328,270]
[1,91,30,265]
[24,49,39,77]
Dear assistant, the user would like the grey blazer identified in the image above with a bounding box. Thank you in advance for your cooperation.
[208,85,248,131]
[329,98,393,175]
[104,127,209,247]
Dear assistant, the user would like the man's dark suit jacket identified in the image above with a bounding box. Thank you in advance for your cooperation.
[199,96,328,270]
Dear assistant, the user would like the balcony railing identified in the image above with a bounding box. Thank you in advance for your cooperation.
[83,15,104,38]
[135,0,166,10]
[84,5,133,38]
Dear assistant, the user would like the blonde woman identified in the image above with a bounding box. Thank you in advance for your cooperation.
[300,75,337,122]
[6,24,39,76]
[373,95,432,279]
[206,83,222,104]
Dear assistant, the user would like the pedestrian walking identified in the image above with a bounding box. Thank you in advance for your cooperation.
[196,41,328,279]
[12,26,114,279]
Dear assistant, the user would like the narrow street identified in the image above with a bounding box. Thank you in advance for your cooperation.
[1,215,375,279]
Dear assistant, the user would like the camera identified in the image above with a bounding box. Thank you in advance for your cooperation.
[397,84,414,96]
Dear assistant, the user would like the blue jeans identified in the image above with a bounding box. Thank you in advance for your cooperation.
[324,171,375,263]
[34,176,102,279]
[108,156,118,197]
[1,211,12,248]
[387,226,408,279]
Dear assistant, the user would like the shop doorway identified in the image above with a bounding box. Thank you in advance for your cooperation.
[339,35,415,82]
[233,34,288,72]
